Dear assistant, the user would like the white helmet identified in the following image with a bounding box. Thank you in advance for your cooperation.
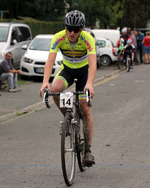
[127,39,132,44]
[121,27,127,34]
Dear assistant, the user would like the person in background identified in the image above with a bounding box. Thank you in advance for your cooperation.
[0,52,21,92]
[127,28,133,44]
[131,30,138,64]
[136,29,144,64]
[142,31,150,64]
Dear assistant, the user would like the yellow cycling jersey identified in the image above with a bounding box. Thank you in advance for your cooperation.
[50,29,96,69]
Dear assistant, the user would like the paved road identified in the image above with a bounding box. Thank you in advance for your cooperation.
[0,65,150,187]
[0,66,119,122]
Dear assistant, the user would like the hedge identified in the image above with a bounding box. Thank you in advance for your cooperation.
[0,17,64,38]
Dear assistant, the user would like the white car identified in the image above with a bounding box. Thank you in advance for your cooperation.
[20,34,63,77]
[96,37,118,67]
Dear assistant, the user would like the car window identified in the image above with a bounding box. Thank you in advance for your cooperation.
[0,26,9,42]
[18,27,32,42]
[29,38,52,51]
[96,40,106,48]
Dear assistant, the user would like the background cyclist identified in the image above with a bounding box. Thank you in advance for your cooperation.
[124,38,136,68]
[117,27,129,47]
[40,10,96,166]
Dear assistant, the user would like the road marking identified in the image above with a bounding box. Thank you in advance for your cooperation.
[93,75,119,87]
[0,163,150,169]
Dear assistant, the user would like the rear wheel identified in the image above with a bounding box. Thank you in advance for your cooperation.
[61,113,76,186]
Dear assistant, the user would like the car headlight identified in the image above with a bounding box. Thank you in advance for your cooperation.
[57,60,63,65]
[22,57,33,63]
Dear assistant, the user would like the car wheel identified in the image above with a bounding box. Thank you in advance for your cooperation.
[100,55,111,66]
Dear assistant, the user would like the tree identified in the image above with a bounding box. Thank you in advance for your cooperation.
[116,0,150,29]
[0,0,149,29]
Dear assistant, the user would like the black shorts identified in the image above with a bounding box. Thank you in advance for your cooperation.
[55,64,88,91]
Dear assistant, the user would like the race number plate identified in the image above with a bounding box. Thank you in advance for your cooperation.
[60,92,73,108]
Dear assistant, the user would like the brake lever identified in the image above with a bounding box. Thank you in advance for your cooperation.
[43,88,50,108]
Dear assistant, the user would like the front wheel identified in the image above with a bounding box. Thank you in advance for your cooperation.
[126,56,131,72]
[117,54,124,69]
[61,113,76,186]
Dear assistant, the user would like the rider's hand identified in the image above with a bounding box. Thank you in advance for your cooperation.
[84,83,94,98]
[39,82,50,98]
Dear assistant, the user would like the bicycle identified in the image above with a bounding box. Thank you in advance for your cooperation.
[124,49,133,72]
[43,79,91,186]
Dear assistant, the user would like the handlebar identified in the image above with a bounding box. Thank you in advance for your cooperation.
[43,88,91,109]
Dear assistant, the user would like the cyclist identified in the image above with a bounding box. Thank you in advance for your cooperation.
[40,10,96,166]
[117,27,129,47]
[124,39,136,68]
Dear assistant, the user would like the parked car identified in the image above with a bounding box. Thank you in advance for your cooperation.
[20,34,63,78]
[92,29,120,47]
[96,37,118,66]
[0,22,32,69]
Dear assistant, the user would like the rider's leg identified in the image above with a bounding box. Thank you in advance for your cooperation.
[80,99,93,150]
[80,99,95,165]
[51,77,67,115]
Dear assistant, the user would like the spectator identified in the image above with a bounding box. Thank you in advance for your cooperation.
[0,52,21,92]
[142,31,150,64]
[131,30,138,64]
[127,28,133,44]
[136,29,144,63]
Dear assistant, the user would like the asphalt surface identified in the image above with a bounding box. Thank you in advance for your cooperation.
[0,65,122,124]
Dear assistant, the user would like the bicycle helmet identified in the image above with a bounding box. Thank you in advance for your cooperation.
[121,27,127,34]
[127,39,132,44]
[65,10,85,28]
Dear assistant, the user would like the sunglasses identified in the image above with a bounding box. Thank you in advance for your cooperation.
[67,27,81,33]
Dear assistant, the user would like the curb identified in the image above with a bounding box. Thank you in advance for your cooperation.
[0,69,122,124]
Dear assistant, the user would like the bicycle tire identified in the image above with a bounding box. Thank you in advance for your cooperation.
[61,113,76,186]
[77,119,86,172]
[126,57,131,72]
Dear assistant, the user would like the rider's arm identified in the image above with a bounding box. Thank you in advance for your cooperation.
[43,52,56,83]
[40,52,56,95]
[85,54,97,98]
[116,38,120,47]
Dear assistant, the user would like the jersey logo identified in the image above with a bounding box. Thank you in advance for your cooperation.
[81,35,92,52]
[51,34,67,50]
